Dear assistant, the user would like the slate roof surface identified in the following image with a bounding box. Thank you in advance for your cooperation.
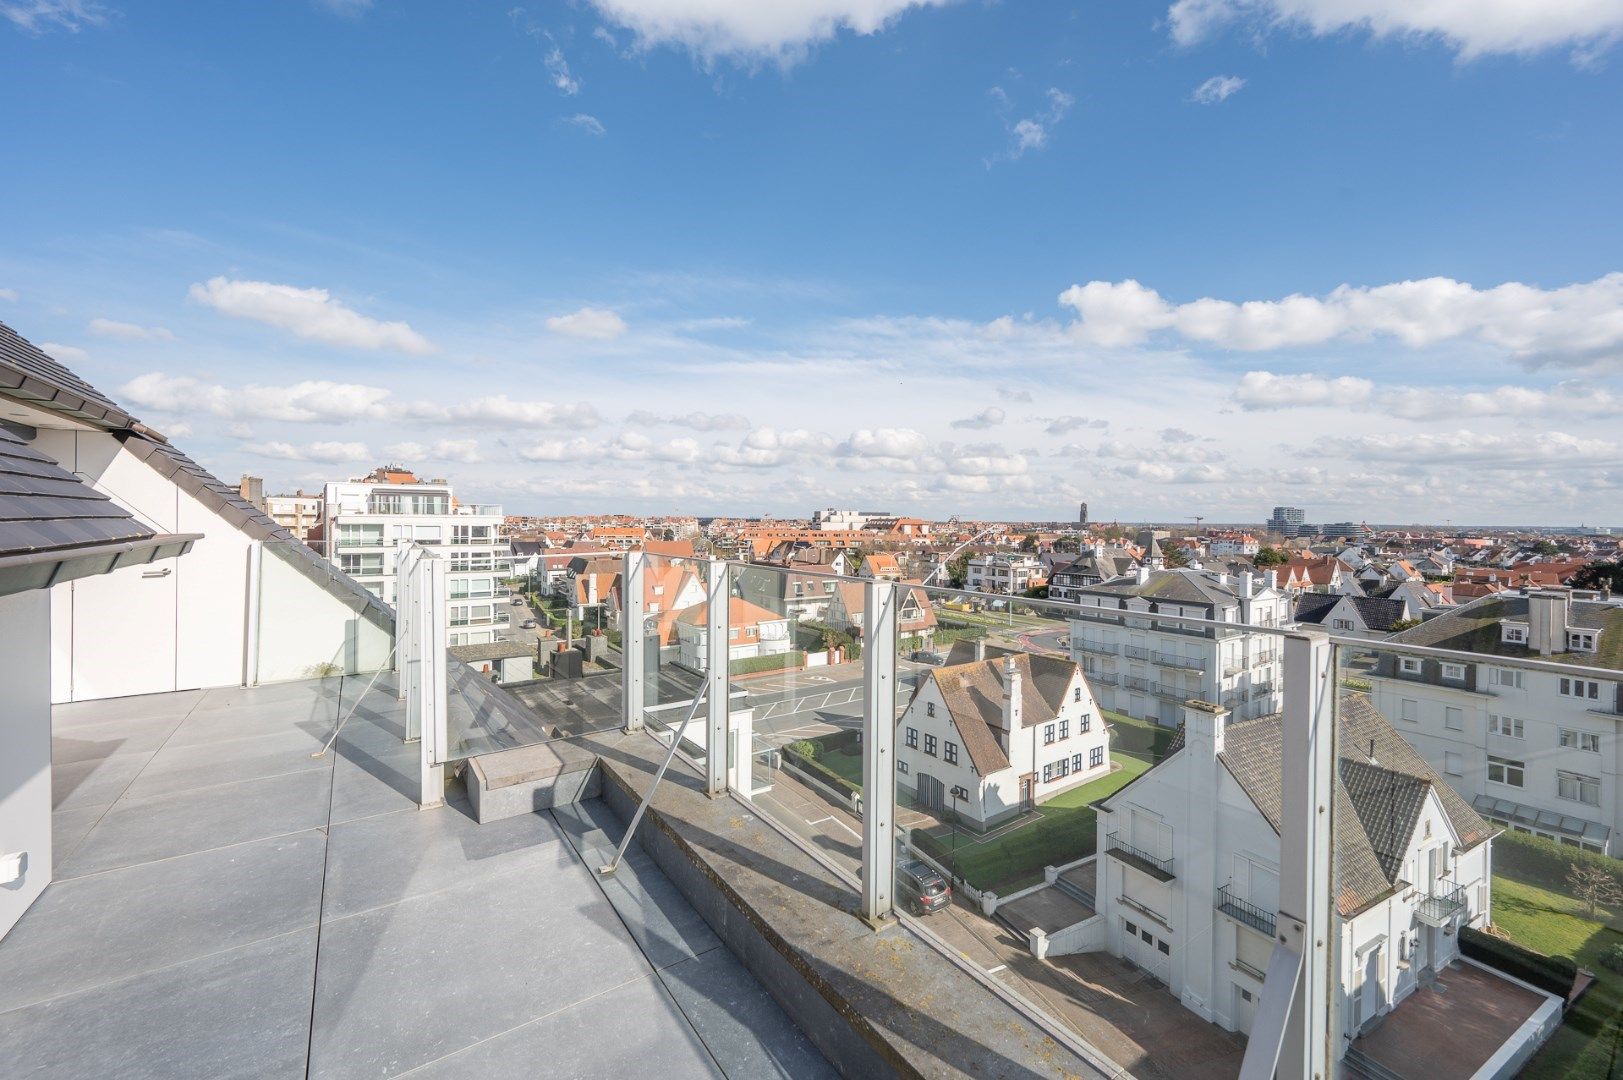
[1387,593,1623,671]
[1085,568,1240,607]
[912,653,1082,775]
[0,426,156,557]
[0,321,134,428]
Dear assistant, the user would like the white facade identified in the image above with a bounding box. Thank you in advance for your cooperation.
[266,493,322,540]
[967,552,1044,595]
[1094,702,1493,1060]
[1068,568,1286,726]
[897,654,1111,829]
[0,589,52,939]
[322,478,512,647]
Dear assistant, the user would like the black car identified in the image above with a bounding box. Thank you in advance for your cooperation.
[897,860,951,915]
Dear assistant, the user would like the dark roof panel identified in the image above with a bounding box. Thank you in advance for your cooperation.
[0,321,134,428]
[0,427,155,558]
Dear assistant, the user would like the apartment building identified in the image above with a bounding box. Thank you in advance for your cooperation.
[321,471,513,646]
[1371,588,1623,853]
[266,490,322,540]
[1067,568,1286,726]
[967,551,1044,595]
[1048,545,1140,601]
[896,653,1110,829]
[1093,696,1500,1059]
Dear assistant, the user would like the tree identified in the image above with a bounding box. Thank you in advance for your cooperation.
[1254,546,1289,567]
[1019,533,1040,553]
[1532,539,1561,557]
[1566,862,1623,919]
[1574,561,1623,592]
[1162,546,1190,568]
[1388,618,1422,633]
[946,553,971,588]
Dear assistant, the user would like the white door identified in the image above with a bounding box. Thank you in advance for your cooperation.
[1233,983,1259,1035]
[1352,947,1382,1031]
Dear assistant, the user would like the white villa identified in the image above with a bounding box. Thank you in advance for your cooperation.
[897,653,1110,829]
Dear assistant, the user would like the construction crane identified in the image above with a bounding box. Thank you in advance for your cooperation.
[1191,515,1206,532]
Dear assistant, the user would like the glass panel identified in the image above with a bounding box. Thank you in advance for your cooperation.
[639,552,709,768]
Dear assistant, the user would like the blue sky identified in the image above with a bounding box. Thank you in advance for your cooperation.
[3,0,1622,525]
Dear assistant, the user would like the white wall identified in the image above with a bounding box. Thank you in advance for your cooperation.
[256,544,392,683]
[0,590,53,938]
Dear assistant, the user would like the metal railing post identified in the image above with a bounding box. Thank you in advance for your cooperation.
[703,559,730,798]
[416,552,449,809]
[862,577,898,926]
[1240,631,1334,1080]
[622,550,646,732]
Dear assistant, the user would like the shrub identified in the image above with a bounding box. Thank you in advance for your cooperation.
[1460,925,1578,999]
[729,650,807,675]
[1495,829,1623,907]
[786,739,820,762]
[1600,942,1623,974]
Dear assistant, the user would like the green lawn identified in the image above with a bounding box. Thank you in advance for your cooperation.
[1104,710,1177,764]
[926,757,1151,895]
[818,748,864,787]
[1493,874,1623,1079]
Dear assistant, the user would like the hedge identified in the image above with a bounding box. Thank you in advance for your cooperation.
[729,650,807,675]
[934,626,987,646]
[797,620,861,660]
[1460,925,1578,999]
[782,741,860,797]
[1495,828,1623,898]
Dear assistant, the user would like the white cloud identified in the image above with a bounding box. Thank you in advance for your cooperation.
[519,437,595,462]
[586,0,949,64]
[950,406,1005,430]
[2,0,108,33]
[564,113,606,135]
[88,317,174,341]
[1191,74,1245,104]
[546,306,628,339]
[189,276,435,354]
[993,86,1074,162]
[0,287,17,301]
[1167,0,1623,64]
[546,47,581,94]
[244,440,371,464]
[384,439,483,463]
[38,342,88,363]
[714,426,831,467]
[428,396,602,428]
[1233,370,1375,409]
[627,409,751,431]
[996,387,1033,403]
[1382,383,1623,420]
[1334,430,1623,468]
[1059,273,1623,362]
[1045,415,1109,435]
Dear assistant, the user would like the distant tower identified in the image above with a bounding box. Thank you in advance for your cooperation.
[1078,501,1089,528]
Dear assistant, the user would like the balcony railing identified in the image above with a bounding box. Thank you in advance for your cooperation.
[1153,651,1207,671]
[1152,682,1195,702]
[1222,662,1245,677]
[1250,683,1276,699]
[1092,672,1119,686]
[1124,675,1151,692]
[1216,884,1277,937]
[1417,881,1467,926]
[1077,640,1116,655]
[1123,644,1150,660]
[1254,650,1278,666]
[1105,831,1175,880]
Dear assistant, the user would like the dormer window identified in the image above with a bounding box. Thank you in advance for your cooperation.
[1502,624,1527,644]
[1441,662,1466,681]
[1569,631,1597,653]
[1399,657,1422,674]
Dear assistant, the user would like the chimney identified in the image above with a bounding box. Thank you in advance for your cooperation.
[973,639,986,662]
[1182,699,1228,760]
[1240,571,1255,599]
[1265,569,1279,591]
[1135,565,1151,586]
[1001,654,1023,735]
[1525,589,1570,656]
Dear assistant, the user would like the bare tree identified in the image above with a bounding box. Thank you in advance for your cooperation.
[1566,863,1623,919]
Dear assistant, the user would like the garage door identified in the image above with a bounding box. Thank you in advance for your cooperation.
[1121,916,1171,983]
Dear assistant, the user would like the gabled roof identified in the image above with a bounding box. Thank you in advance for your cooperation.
[912,653,1082,776]
[1086,567,1238,607]
[0,426,155,555]
[0,321,134,429]
[1388,592,1623,671]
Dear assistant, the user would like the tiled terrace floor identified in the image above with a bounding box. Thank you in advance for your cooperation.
[1,676,835,1079]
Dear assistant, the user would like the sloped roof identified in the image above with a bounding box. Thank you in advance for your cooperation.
[1087,567,1238,607]
[1388,592,1622,671]
[914,653,1081,775]
[0,426,155,556]
[0,321,134,429]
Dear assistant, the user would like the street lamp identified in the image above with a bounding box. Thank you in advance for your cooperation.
[948,785,968,878]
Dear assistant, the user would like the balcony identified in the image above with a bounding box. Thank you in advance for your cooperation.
[1124,675,1151,692]
[1151,682,1196,702]
[1152,651,1206,671]
[1105,831,1175,881]
[1254,650,1278,666]
[1123,644,1150,660]
[1222,662,1245,678]
[1418,882,1468,926]
[1216,884,1277,937]
[1092,672,1120,686]
[1250,683,1276,699]
[1077,640,1116,655]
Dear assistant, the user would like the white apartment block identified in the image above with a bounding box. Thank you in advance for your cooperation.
[266,492,322,540]
[1068,568,1286,726]
[896,653,1110,829]
[967,551,1044,595]
[1094,697,1498,1059]
[1373,588,1623,853]
[321,474,513,646]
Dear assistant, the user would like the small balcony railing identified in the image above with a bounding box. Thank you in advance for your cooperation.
[1417,881,1467,926]
[1092,672,1119,686]
[1077,641,1116,655]
[1153,651,1207,671]
[1222,662,1245,678]
[1250,683,1276,699]
[1124,675,1151,692]
[1254,651,1278,666]
[1105,831,1174,880]
[1216,884,1277,937]
[1152,682,1194,702]
[1123,645,1150,660]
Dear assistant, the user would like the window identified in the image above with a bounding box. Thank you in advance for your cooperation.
[926,701,936,718]
[1075,686,1082,702]
[1400,698,1418,722]
[924,734,937,756]
[1399,657,1422,674]
[1044,724,1057,745]
[1569,631,1598,653]
[1561,729,1602,753]
[1057,757,1071,777]
[1444,751,1463,776]
[898,760,909,775]
[1502,625,1527,644]
[1561,678,1602,700]
[1072,752,1083,773]
[1091,746,1105,768]
[1489,714,1524,739]
[1558,771,1601,806]
[944,742,958,765]
[1125,919,1138,937]
[1059,718,1070,740]
[1158,940,1171,955]
[1488,756,1525,788]
[1043,763,1053,782]
[1141,929,1154,945]
[1445,706,1464,731]
[1334,619,1354,630]
[905,727,918,749]
[1491,667,1524,689]
[1079,714,1091,733]
[1442,663,1466,681]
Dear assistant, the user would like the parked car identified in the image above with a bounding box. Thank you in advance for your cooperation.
[910,650,947,666]
[510,597,524,606]
[896,860,951,915]
[520,619,538,629]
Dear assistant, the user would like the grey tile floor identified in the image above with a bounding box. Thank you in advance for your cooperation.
[0,676,835,1080]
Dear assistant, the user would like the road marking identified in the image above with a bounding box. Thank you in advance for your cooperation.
[986,964,1007,974]
[806,816,833,825]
